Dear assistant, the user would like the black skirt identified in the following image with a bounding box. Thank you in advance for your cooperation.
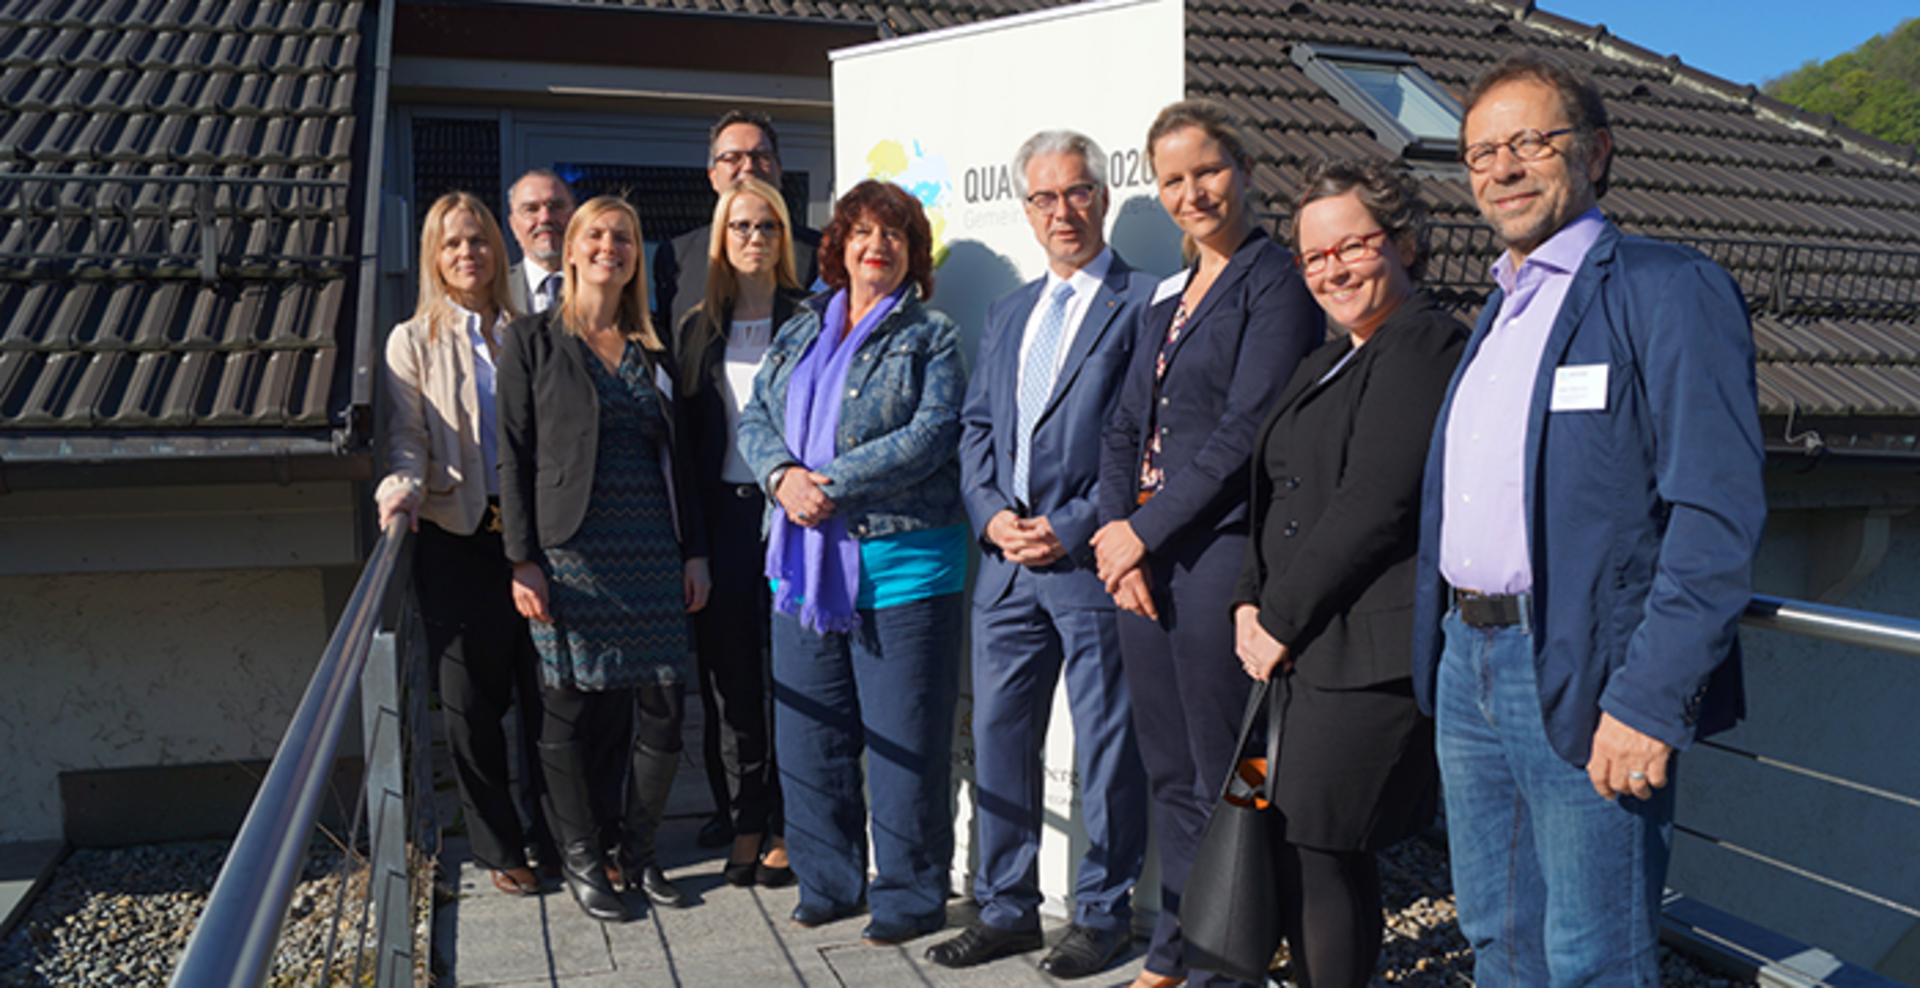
[1270,674,1437,852]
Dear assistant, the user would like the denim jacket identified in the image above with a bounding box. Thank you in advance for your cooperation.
[737,286,967,540]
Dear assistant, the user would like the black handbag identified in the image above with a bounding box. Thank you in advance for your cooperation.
[1182,678,1284,983]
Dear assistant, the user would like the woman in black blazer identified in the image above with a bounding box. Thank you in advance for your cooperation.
[498,195,710,923]
[675,177,805,888]
[1229,158,1466,988]
[1093,100,1323,988]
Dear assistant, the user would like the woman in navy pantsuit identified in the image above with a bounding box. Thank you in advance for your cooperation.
[1093,100,1323,988]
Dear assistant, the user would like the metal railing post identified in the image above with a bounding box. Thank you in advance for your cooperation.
[167,522,406,988]
[361,630,413,988]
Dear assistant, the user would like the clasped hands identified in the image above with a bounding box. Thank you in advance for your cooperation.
[986,510,1066,567]
[775,466,837,528]
[1090,520,1158,620]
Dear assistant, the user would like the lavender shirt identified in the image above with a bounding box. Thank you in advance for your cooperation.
[1439,208,1605,595]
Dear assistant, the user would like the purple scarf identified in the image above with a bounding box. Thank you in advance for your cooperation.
[766,285,906,633]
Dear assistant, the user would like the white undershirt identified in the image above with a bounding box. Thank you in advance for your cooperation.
[1016,247,1113,403]
[521,258,559,313]
[719,316,774,484]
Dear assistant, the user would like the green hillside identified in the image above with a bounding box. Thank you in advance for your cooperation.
[1764,17,1920,149]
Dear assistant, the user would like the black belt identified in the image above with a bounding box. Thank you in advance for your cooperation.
[1453,588,1527,627]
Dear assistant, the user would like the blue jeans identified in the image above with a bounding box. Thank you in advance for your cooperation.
[772,593,962,929]
[1434,609,1673,988]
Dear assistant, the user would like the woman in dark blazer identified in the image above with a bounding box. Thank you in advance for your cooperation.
[1229,158,1465,988]
[1092,100,1323,988]
[498,195,710,923]
[676,177,804,888]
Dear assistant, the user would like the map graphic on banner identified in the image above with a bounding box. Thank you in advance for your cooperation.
[866,139,956,265]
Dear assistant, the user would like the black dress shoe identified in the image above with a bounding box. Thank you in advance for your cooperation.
[925,919,1043,967]
[696,811,734,849]
[755,860,795,888]
[790,900,862,928]
[861,913,945,947]
[1039,924,1131,979]
[638,863,685,908]
[722,858,757,887]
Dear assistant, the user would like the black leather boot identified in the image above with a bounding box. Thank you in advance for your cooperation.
[537,740,627,922]
[622,743,686,908]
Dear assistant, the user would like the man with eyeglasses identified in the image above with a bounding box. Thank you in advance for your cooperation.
[1410,52,1766,987]
[506,169,576,315]
[934,129,1152,980]
[654,109,822,347]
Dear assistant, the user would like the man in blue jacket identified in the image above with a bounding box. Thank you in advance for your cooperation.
[1411,53,1767,987]
[936,129,1152,979]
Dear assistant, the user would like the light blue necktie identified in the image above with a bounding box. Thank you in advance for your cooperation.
[1013,281,1075,505]
[536,272,560,313]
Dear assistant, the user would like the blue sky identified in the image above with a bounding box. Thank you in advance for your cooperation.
[1540,1,1914,87]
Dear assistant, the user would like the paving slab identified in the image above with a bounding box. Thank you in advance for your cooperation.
[442,831,1152,987]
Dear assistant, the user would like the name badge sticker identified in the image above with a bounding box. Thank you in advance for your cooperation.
[1550,363,1608,412]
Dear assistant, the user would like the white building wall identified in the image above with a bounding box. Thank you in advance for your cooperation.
[0,480,359,843]
[0,566,331,842]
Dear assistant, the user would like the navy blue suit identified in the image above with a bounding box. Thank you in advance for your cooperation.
[1097,228,1322,984]
[957,253,1153,935]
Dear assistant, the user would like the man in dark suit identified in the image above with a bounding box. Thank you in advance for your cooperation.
[1411,53,1767,987]
[653,110,821,341]
[655,109,823,851]
[506,169,575,316]
[932,130,1152,980]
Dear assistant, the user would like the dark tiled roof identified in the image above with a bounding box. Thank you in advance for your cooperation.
[0,0,365,463]
[588,0,1920,443]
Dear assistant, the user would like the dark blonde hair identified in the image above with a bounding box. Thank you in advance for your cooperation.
[1290,157,1431,281]
[412,192,516,341]
[1145,100,1255,261]
[682,178,801,393]
[556,196,660,349]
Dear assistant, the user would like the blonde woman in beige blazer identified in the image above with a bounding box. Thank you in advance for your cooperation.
[375,191,551,897]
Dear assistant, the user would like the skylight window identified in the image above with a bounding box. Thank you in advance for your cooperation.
[1293,45,1462,162]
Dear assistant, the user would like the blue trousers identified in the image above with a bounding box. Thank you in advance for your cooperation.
[1435,609,1674,988]
[970,567,1148,934]
[772,593,962,929]
[1117,533,1256,987]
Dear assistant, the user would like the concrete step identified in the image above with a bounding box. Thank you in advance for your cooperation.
[0,840,67,939]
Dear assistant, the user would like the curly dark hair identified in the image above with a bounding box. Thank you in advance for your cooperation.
[1459,51,1612,198]
[1289,157,1431,281]
[817,180,935,300]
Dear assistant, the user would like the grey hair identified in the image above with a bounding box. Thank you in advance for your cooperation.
[1011,130,1108,198]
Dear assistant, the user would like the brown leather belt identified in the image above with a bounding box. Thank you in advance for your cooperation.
[1453,588,1527,627]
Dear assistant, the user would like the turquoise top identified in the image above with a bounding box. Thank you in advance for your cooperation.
[770,523,969,613]
[857,523,969,609]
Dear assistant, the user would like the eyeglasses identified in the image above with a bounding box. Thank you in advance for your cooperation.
[1294,229,1389,276]
[1460,127,1574,173]
[714,149,778,169]
[727,220,784,241]
[1025,183,1098,213]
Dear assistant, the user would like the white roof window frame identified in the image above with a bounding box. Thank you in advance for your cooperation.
[1292,44,1462,163]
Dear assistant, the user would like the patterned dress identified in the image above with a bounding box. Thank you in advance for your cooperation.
[532,339,689,691]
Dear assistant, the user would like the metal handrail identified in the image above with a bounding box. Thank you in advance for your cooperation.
[167,521,408,988]
[1741,592,1920,656]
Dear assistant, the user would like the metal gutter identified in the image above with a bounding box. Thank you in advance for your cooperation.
[338,0,397,456]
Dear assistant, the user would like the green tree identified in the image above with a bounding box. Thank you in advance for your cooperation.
[1766,17,1920,148]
